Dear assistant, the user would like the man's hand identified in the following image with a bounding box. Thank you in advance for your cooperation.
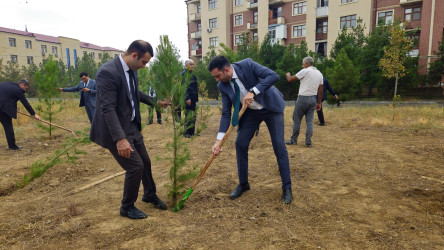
[82,88,90,92]
[243,92,254,107]
[117,138,133,158]
[55,88,63,92]
[33,114,42,121]
[157,100,171,108]
[286,72,292,82]
[333,94,338,100]
[186,99,191,106]
[212,140,222,156]
[316,103,322,111]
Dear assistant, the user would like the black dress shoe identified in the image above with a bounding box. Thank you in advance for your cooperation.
[229,183,250,200]
[184,134,192,138]
[285,139,297,145]
[282,188,292,204]
[120,206,148,219]
[9,145,23,150]
[318,123,325,126]
[157,120,162,125]
[142,194,167,210]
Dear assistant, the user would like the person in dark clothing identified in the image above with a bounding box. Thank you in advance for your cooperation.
[146,85,162,125]
[0,80,42,150]
[316,78,338,126]
[180,59,199,138]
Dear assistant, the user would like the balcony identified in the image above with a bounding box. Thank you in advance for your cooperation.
[316,33,328,41]
[191,48,202,56]
[187,0,200,4]
[270,38,286,46]
[399,0,423,6]
[190,12,201,22]
[269,0,285,6]
[316,6,328,18]
[191,31,202,39]
[248,1,258,10]
[269,16,285,25]
[247,22,258,30]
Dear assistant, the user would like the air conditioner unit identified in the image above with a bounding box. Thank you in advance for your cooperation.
[207,28,212,33]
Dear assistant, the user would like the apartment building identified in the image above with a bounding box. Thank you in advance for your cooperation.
[186,0,443,74]
[0,26,123,68]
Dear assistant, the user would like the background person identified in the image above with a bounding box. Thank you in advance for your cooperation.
[57,72,96,124]
[146,85,162,125]
[285,56,323,147]
[208,55,292,204]
[316,78,338,126]
[90,40,170,220]
[180,59,198,138]
[0,80,42,150]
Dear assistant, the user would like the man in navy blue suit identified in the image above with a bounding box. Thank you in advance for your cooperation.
[208,55,292,204]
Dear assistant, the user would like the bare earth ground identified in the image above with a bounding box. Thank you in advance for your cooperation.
[0,101,443,249]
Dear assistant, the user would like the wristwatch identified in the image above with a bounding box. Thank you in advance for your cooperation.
[249,88,256,97]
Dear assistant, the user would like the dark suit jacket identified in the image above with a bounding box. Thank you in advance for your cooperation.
[63,79,97,108]
[180,69,198,109]
[217,58,285,133]
[0,81,35,118]
[90,57,154,149]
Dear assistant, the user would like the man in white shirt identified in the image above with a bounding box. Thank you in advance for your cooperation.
[285,56,323,147]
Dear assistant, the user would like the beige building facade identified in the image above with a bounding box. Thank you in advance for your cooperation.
[186,0,443,74]
[0,26,123,68]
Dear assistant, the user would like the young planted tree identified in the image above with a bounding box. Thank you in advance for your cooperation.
[35,56,68,139]
[379,23,414,104]
[149,35,198,206]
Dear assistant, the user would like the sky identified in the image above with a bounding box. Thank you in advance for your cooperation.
[0,0,190,61]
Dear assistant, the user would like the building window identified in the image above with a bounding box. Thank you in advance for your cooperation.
[340,14,356,29]
[197,5,201,13]
[25,40,32,49]
[253,12,258,23]
[316,42,327,57]
[341,0,356,3]
[317,0,328,7]
[293,24,306,37]
[209,0,217,10]
[90,52,95,59]
[99,53,103,59]
[197,23,202,31]
[41,45,47,56]
[405,7,421,21]
[271,6,282,19]
[209,37,218,47]
[378,11,393,25]
[10,55,18,63]
[269,29,276,40]
[9,38,16,47]
[27,56,34,64]
[235,0,242,6]
[52,46,58,57]
[234,14,243,26]
[317,21,328,33]
[253,32,258,42]
[293,1,307,15]
[234,34,243,46]
[209,18,218,28]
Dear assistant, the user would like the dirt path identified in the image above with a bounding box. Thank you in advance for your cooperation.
[0,106,443,249]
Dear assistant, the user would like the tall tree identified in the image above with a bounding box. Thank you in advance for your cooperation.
[193,49,219,99]
[428,34,444,86]
[327,48,360,102]
[379,23,414,102]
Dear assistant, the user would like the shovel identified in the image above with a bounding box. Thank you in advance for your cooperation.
[18,110,78,138]
[174,106,247,212]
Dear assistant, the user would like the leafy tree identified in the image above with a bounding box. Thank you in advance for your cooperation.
[258,34,285,71]
[149,35,198,206]
[1,61,21,82]
[21,63,39,97]
[99,53,113,68]
[327,48,360,102]
[34,56,68,139]
[75,53,98,79]
[428,34,444,86]
[193,49,219,99]
[379,22,414,102]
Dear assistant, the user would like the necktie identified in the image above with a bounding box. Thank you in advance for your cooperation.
[231,78,240,126]
[128,70,141,127]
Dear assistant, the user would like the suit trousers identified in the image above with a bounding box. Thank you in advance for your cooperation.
[290,96,317,145]
[0,111,17,149]
[236,108,291,189]
[84,101,95,124]
[108,121,156,209]
[184,105,196,136]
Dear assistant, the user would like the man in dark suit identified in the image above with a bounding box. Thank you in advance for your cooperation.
[0,80,42,150]
[208,55,292,204]
[57,72,96,124]
[316,78,338,126]
[180,59,199,138]
[90,40,170,219]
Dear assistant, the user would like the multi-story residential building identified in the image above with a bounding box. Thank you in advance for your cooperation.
[186,0,443,74]
[0,26,123,68]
